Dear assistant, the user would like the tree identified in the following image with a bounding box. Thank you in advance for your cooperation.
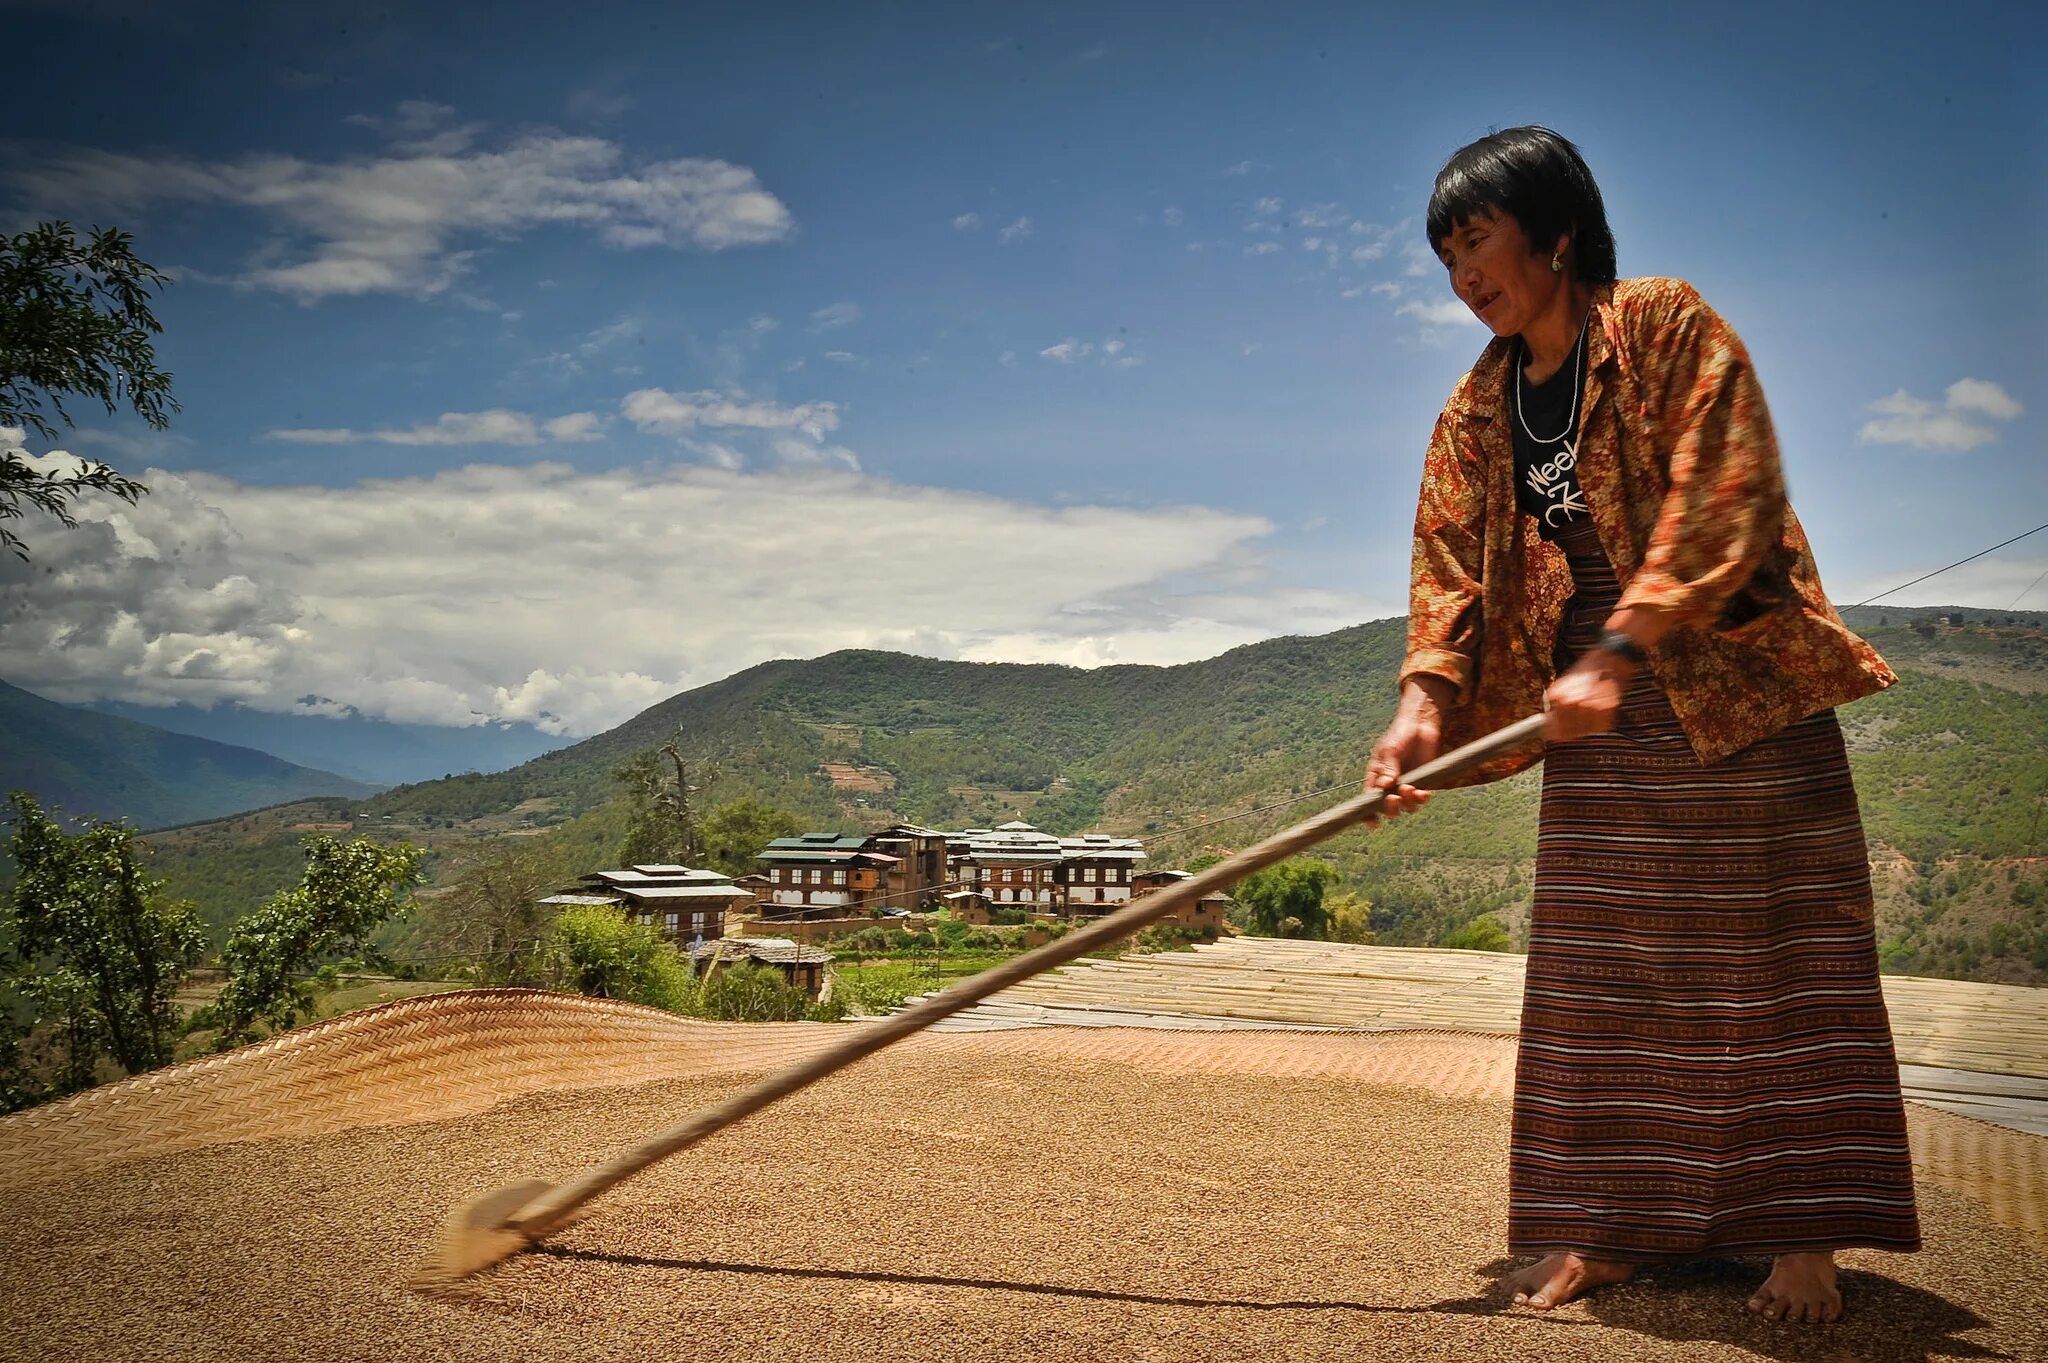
[548,904,695,1010]
[2,793,205,1103]
[1233,859,1340,939]
[0,223,176,560]
[211,837,423,1045]
[420,835,582,985]
[1441,913,1513,953]
[697,798,800,877]
[1323,890,1377,945]
[613,735,719,866]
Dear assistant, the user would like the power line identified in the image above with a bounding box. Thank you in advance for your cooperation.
[2009,564,2048,612]
[1848,519,2048,610]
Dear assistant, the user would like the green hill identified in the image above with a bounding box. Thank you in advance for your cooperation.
[142,605,2048,983]
[0,679,381,830]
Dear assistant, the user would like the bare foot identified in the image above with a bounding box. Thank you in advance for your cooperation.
[1747,1251,1843,1323]
[1505,1252,1635,1310]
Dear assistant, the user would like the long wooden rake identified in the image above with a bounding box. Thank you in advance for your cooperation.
[416,713,1547,1288]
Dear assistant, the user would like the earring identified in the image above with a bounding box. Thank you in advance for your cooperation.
[1550,255,1563,273]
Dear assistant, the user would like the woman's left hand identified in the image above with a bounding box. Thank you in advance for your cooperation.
[1544,652,1632,742]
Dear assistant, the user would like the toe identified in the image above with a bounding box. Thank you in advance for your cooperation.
[1746,1291,1772,1315]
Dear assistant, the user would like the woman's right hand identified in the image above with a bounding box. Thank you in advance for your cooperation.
[1365,679,1448,824]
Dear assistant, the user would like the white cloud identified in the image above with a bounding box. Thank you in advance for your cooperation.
[1038,335,1141,369]
[0,442,1382,736]
[1858,379,2023,452]
[10,106,795,302]
[1222,160,1258,177]
[1370,281,1401,297]
[808,301,861,333]
[621,388,842,443]
[1945,379,2022,421]
[822,350,860,365]
[998,216,1035,244]
[1161,206,1184,227]
[1251,196,1282,217]
[953,212,983,231]
[1395,295,1484,348]
[266,408,604,446]
[1245,242,1281,256]
[1296,203,1348,229]
[1836,554,2048,613]
[1395,298,1479,328]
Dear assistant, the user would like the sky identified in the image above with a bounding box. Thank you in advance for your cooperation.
[2,0,2041,739]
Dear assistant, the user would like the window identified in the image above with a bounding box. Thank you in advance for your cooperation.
[831,869,846,885]
[665,912,680,930]
[1082,867,1096,883]
[809,869,822,885]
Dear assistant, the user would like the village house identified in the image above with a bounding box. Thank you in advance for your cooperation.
[945,821,1148,916]
[863,823,951,909]
[754,834,902,917]
[539,864,754,945]
[1055,832,1147,914]
[949,822,1065,909]
[1130,868,1232,936]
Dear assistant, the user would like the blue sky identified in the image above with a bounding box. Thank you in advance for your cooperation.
[3,0,2040,737]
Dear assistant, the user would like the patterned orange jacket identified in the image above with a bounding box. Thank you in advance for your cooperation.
[1400,276,1893,784]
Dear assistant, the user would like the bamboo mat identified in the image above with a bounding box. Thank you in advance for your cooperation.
[926,938,2048,1133]
[941,937,2048,1073]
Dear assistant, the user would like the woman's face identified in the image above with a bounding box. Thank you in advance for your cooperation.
[1435,208,1566,338]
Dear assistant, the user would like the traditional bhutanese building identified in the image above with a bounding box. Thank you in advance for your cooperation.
[945,822,1147,914]
[1055,832,1147,914]
[948,822,1066,909]
[863,824,951,910]
[755,834,902,916]
[539,864,754,944]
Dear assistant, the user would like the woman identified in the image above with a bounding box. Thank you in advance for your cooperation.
[1366,127,1919,1324]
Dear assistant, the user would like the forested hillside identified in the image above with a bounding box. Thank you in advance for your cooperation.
[148,607,2048,983]
[0,679,380,829]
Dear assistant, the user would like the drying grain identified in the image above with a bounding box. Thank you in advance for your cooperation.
[2,1018,2042,1363]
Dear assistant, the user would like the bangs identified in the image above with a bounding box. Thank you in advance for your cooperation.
[1425,155,1512,254]
[1422,126,1618,284]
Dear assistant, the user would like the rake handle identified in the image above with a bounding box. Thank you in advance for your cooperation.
[507,712,1547,1239]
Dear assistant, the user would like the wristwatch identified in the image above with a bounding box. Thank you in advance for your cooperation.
[1597,629,1647,667]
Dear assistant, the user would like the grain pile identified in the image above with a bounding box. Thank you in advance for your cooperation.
[2,992,2043,1363]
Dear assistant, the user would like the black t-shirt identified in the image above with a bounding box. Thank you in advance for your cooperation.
[1509,337,1590,541]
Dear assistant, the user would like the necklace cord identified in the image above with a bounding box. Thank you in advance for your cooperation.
[1515,310,1590,445]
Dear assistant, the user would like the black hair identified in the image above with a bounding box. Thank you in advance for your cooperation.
[1426,126,1618,284]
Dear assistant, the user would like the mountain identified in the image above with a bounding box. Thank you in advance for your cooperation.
[143,604,2048,984]
[80,699,564,787]
[0,679,381,829]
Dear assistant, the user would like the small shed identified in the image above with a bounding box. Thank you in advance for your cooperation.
[940,889,994,924]
[689,936,835,998]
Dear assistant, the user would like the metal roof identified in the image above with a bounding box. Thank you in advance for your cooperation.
[538,894,623,906]
[619,885,754,901]
[688,937,835,966]
[593,867,732,885]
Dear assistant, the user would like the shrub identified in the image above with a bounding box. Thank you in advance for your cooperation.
[697,961,810,1022]
[548,905,696,1011]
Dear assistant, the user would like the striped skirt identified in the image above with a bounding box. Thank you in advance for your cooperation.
[1509,520,1920,1260]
